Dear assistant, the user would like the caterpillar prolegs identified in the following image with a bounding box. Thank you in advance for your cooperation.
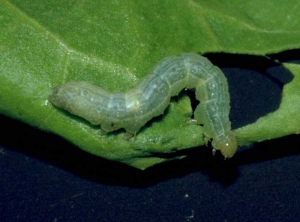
[49,53,238,158]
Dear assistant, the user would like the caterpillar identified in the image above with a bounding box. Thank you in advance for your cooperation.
[49,53,237,158]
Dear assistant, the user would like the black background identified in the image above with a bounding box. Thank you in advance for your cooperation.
[1,51,300,222]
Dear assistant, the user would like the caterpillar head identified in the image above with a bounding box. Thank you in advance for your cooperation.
[212,132,237,159]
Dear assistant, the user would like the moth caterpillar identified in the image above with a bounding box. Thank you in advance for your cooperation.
[49,53,237,158]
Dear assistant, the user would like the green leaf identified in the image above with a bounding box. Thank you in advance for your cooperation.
[235,63,300,145]
[1,0,300,169]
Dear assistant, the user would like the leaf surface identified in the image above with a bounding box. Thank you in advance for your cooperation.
[1,0,300,169]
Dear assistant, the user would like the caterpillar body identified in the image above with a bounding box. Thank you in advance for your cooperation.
[49,53,237,158]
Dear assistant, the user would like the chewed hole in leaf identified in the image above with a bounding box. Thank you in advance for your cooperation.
[187,53,294,130]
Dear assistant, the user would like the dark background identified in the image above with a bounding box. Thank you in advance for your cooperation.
[1,51,300,222]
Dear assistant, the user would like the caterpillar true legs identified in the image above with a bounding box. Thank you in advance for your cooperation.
[49,53,238,158]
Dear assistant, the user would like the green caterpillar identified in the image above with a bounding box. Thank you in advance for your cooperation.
[49,53,237,158]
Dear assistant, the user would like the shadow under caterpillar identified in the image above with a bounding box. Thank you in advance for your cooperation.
[49,53,237,158]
